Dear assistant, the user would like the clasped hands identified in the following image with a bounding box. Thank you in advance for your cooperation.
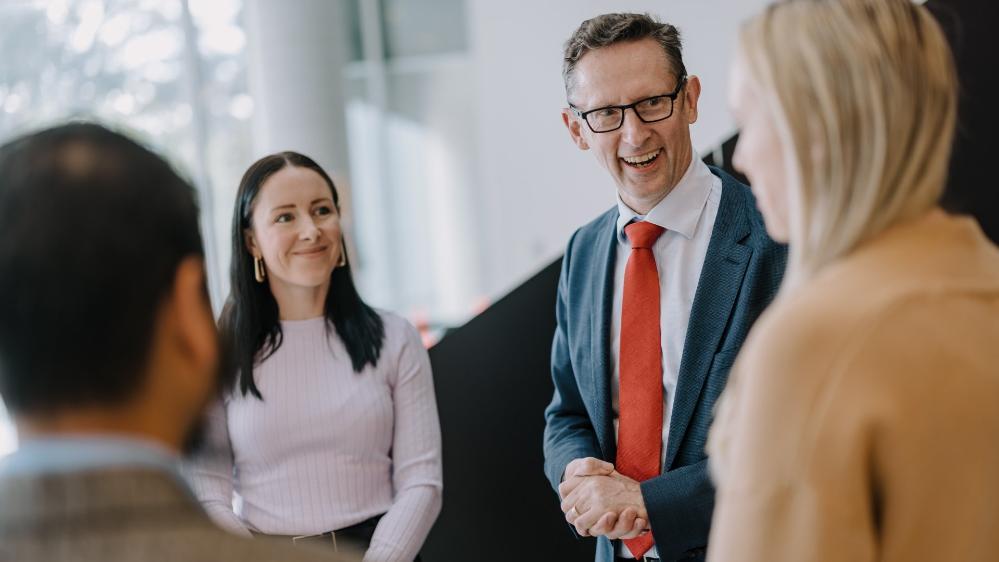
[559,457,651,539]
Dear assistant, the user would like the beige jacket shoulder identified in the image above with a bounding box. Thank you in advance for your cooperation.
[707,210,999,562]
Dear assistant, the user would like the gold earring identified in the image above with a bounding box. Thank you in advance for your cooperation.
[254,256,266,283]
[337,245,347,268]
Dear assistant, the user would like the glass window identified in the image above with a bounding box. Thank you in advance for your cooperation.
[0,0,251,453]
[380,0,467,58]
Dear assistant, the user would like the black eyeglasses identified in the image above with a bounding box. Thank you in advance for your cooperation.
[570,76,687,133]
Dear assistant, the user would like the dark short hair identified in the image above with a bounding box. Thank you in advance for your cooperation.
[222,151,384,399]
[563,13,687,98]
[0,123,204,414]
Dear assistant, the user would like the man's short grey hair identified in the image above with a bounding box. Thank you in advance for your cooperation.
[563,13,687,99]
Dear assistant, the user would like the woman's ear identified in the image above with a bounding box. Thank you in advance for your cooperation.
[244,229,259,257]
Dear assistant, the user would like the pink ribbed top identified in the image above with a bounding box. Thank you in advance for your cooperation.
[185,312,442,562]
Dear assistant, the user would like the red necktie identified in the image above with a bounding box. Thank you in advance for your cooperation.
[616,220,665,559]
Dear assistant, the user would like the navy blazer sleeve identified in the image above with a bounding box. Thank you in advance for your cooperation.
[543,230,602,493]
[640,460,714,560]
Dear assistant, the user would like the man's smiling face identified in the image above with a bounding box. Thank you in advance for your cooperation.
[563,38,700,213]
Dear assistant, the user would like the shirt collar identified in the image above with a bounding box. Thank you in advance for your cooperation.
[0,434,181,478]
[615,151,713,244]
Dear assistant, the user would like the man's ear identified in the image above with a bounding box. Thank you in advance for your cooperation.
[562,108,590,151]
[170,256,218,379]
[683,75,702,125]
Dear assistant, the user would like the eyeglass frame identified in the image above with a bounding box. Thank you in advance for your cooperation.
[569,75,688,133]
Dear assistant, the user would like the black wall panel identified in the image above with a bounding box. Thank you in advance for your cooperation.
[422,259,595,561]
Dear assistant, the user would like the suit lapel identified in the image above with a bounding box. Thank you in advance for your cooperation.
[589,212,618,461]
[664,173,752,468]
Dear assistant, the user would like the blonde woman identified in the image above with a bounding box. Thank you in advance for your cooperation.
[707,1,999,561]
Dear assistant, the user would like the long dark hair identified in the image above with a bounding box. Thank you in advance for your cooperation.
[220,151,384,399]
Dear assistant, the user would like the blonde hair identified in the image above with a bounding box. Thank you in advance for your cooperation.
[739,0,958,287]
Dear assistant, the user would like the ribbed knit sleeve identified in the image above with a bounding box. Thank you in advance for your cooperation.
[364,322,443,562]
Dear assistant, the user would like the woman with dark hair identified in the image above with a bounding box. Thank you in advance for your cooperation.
[186,152,442,562]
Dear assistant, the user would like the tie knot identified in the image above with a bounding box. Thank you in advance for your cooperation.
[625,221,665,249]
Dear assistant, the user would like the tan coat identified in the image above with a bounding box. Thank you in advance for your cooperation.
[707,210,999,562]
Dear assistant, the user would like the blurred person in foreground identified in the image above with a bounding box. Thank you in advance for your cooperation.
[0,123,357,562]
[708,0,999,560]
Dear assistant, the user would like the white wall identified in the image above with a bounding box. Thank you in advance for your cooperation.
[468,0,771,299]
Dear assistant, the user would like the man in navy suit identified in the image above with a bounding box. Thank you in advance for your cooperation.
[543,13,786,562]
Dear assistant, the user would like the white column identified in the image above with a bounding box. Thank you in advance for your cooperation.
[243,0,355,223]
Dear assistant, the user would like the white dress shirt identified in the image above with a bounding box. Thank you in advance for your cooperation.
[611,154,721,559]
[185,311,442,562]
